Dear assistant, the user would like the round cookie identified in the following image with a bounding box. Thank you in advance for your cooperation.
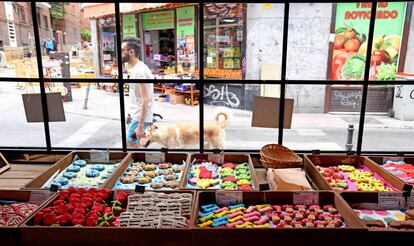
[73,160,87,167]
[150,181,164,189]
[121,175,134,184]
[159,162,172,169]
[55,177,69,186]
[159,169,172,176]
[144,171,158,178]
[91,165,105,171]
[164,174,178,181]
[63,172,77,179]
[166,181,180,189]
[136,177,151,184]
[86,169,100,177]
[143,164,157,171]
[67,165,81,173]
[172,166,183,173]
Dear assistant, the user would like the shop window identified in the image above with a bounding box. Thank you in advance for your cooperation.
[38,2,116,79]
[203,3,284,80]
[0,1,38,78]
[203,84,280,150]
[362,83,414,152]
[283,84,362,151]
[0,82,46,148]
[46,83,122,149]
[125,82,200,150]
[120,3,199,80]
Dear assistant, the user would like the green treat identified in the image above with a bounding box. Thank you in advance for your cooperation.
[221,181,236,189]
[235,163,249,170]
[221,171,234,178]
[237,173,251,180]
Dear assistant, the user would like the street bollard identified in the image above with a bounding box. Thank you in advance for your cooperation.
[345,124,354,151]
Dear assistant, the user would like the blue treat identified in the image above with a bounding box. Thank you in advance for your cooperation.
[67,165,81,172]
[55,177,69,185]
[198,211,214,217]
[201,204,218,210]
[203,205,220,213]
[101,173,109,179]
[86,169,100,177]
[212,220,228,227]
[91,164,105,171]
[63,172,77,179]
[213,216,229,223]
[229,203,245,210]
[74,159,87,167]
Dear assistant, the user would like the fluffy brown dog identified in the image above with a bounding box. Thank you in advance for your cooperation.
[139,107,232,149]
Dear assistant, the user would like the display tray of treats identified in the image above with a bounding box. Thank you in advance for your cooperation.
[108,153,189,191]
[341,192,414,233]
[24,152,128,190]
[304,155,405,192]
[118,191,194,228]
[380,160,414,186]
[194,191,364,229]
[183,154,258,190]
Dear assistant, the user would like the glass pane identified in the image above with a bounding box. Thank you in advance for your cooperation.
[362,84,414,151]
[0,82,46,147]
[203,3,284,80]
[0,2,39,78]
[284,84,362,151]
[204,84,280,149]
[120,3,199,80]
[38,3,117,79]
[48,83,122,148]
[126,82,200,149]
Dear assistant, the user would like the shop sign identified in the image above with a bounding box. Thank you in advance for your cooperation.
[142,10,174,30]
[331,2,407,81]
[122,14,136,37]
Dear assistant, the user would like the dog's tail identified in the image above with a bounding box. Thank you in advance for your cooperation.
[213,106,232,128]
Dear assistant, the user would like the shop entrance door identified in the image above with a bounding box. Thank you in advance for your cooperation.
[143,29,175,74]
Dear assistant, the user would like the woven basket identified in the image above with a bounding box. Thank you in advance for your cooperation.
[260,144,303,169]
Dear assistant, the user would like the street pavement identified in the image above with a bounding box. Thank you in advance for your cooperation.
[0,83,413,152]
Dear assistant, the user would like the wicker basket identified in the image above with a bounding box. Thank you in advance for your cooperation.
[260,144,303,169]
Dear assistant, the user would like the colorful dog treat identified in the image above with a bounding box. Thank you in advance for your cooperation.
[186,160,254,190]
[354,208,414,231]
[31,188,126,227]
[115,161,185,190]
[43,156,121,189]
[316,164,396,192]
[382,160,414,185]
[198,203,346,229]
[120,192,192,228]
[0,202,38,227]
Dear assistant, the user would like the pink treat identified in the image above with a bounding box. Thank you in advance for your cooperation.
[243,215,260,222]
[245,206,256,213]
[227,211,244,218]
[243,211,261,218]
[254,216,268,225]
[259,207,272,214]
[226,220,244,228]
[214,207,229,214]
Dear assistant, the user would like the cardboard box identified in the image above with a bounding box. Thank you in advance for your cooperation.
[303,155,407,192]
[105,152,190,190]
[181,154,259,191]
[367,156,414,191]
[192,191,367,246]
[169,94,186,105]
[21,190,195,246]
[22,151,129,190]
[340,192,414,242]
[0,190,53,246]
[251,96,294,129]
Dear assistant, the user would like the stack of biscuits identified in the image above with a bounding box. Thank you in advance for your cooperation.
[364,209,414,231]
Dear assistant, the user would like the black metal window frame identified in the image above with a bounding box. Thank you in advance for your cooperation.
[1,0,414,156]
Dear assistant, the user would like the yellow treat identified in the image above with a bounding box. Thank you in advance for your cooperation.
[253,223,271,228]
[228,215,244,223]
[215,210,230,218]
[229,207,245,213]
[194,169,200,178]
[197,179,211,189]
[237,179,251,186]
[220,167,233,173]
[198,220,213,228]
[255,204,272,210]
[338,165,355,172]
[235,221,253,228]
[209,179,219,185]
[199,214,215,222]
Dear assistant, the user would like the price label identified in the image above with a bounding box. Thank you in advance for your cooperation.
[293,192,319,205]
[90,150,109,163]
[378,192,406,210]
[208,154,224,164]
[29,190,53,205]
[135,185,145,194]
[50,184,59,192]
[216,190,243,207]
[145,153,165,164]
[259,183,270,191]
